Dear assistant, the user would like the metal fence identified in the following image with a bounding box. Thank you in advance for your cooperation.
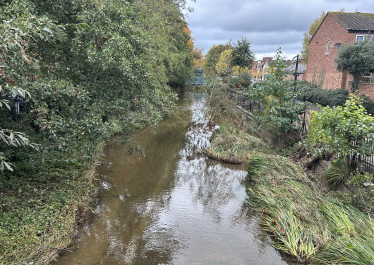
[347,140,374,176]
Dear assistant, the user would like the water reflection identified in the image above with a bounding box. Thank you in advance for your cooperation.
[54,92,291,265]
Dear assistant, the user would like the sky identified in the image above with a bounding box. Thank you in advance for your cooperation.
[185,0,374,60]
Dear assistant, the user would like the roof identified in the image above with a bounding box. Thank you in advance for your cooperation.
[285,63,307,74]
[329,12,374,31]
[310,12,374,43]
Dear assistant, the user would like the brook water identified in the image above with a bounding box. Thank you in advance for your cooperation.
[55,92,293,265]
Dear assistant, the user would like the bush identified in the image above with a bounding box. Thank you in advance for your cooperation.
[297,81,374,116]
[297,81,349,107]
[228,72,252,90]
[359,94,374,116]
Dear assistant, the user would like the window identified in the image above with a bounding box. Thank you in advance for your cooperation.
[326,40,330,54]
[363,73,372,82]
[356,35,364,42]
[356,35,373,42]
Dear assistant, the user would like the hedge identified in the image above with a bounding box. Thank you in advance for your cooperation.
[296,81,374,115]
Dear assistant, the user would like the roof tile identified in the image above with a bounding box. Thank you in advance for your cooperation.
[330,12,374,31]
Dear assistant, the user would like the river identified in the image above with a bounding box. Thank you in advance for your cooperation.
[55,92,293,265]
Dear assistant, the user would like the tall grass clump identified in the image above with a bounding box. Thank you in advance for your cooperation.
[205,123,274,164]
[246,154,374,263]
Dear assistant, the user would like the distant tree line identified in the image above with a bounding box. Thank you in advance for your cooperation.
[203,37,254,76]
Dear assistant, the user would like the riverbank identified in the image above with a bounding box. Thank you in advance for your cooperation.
[53,91,292,265]
[0,154,100,265]
[204,79,374,263]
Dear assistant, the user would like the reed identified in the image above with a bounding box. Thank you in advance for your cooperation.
[247,154,374,263]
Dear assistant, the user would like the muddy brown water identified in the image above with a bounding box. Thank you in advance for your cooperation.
[55,92,294,265]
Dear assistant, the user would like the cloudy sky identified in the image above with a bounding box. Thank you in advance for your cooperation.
[186,0,374,60]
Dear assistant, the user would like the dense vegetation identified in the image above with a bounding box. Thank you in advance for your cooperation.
[247,153,374,264]
[202,37,254,76]
[297,80,374,115]
[242,49,304,136]
[202,48,374,263]
[0,0,194,264]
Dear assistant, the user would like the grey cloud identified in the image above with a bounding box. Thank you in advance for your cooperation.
[186,0,374,59]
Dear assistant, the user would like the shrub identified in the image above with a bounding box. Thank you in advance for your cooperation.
[306,95,374,159]
[359,94,374,116]
[243,49,304,135]
[297,81,349,107]
[228,72,252,89]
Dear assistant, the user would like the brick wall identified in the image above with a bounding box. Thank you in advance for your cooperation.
[348,82,374,97]
[305,13,358,90]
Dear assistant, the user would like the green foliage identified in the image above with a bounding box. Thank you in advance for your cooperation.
[231,36,254,70]
[243,48,303,134]
[336,40,374,92]
[0,0,193,263]
[359,94,374,116]
[247,153,374,263]
[301,11,326,64]
[203,43,232,74]
[323,159,350,187]
[297,81,374,116]
[305,95,374,159]
[228,72,252,89]
[297,81,349,107]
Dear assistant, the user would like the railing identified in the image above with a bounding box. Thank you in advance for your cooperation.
[228,86,309,136]
[346,140,374,176]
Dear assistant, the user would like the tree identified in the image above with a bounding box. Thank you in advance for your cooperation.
[203,43,232,74]
[243,48,303,135]
[335,40,374,93]
[216,49,233,77]
[0,0,193,173]
[231,36,255,71]
[192,46,204,68]
[182,26,204,68]
[301,11,326,64]
[0,4,55,170]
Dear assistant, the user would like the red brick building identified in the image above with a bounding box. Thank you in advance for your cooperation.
[305,12,374,97]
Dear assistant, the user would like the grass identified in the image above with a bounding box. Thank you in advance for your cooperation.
[247,153,374,263]
[323,159,350,188]
[0,159,97,265]
[205,123,274,164]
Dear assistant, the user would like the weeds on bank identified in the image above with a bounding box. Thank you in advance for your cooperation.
[205,123,274,164]
[247,154,374,263]
[0,155,97,265]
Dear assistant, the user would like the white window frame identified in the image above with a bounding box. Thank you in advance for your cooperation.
[356,35,364,42]
[326,40,330,55]
[356,35,373,42]
[363,72,372,82]
[365,35,373,42]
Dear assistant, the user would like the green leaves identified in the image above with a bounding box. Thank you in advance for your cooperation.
[336,40,374,92]
[306,95,374,158]
[243,48,303,135]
